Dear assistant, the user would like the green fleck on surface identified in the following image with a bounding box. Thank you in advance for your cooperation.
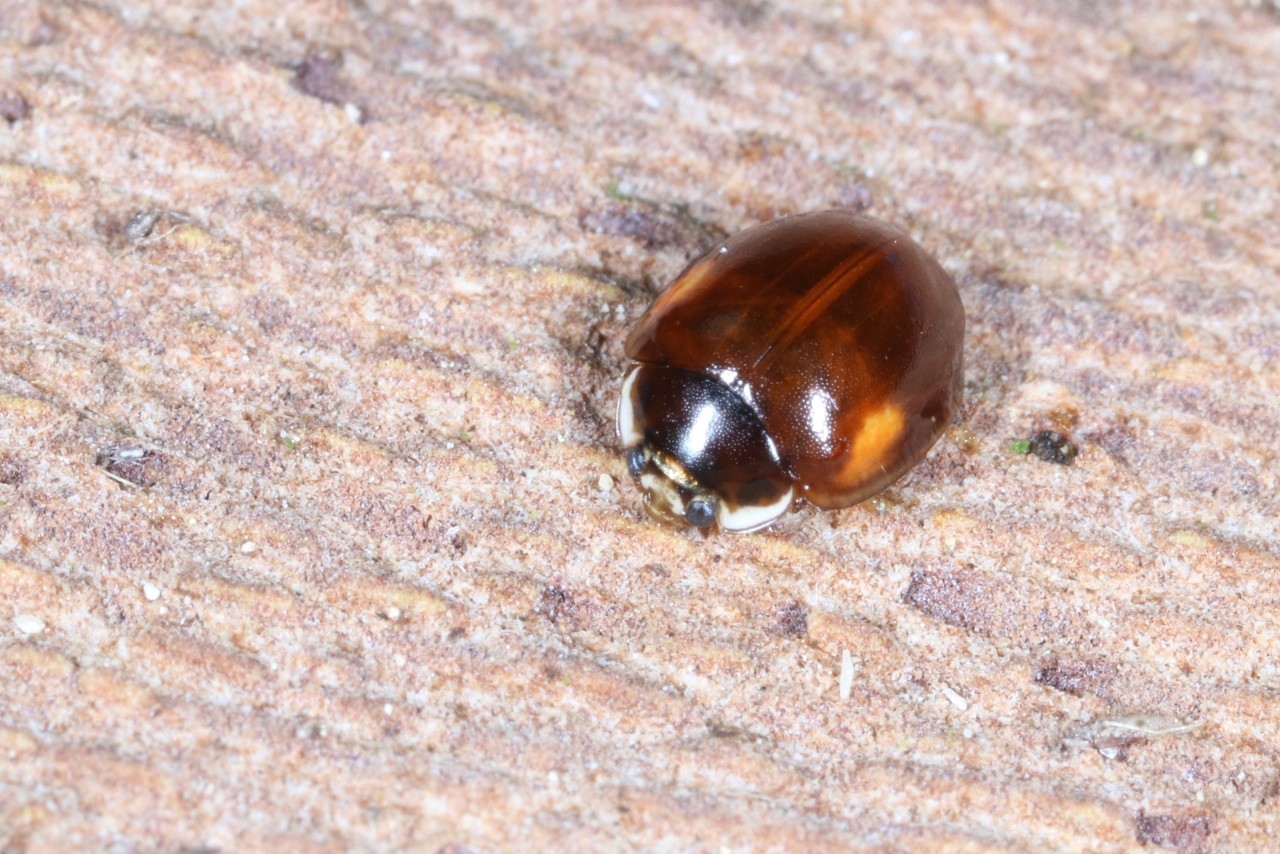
[1009,439,1032,455]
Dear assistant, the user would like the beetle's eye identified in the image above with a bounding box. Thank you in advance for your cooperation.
[684,498,716,528]
[627,448,646,477]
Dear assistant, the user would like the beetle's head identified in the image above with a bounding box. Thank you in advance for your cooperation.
[616,365,794,533]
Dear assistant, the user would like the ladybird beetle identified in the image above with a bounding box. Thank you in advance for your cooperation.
[617,210,964,532]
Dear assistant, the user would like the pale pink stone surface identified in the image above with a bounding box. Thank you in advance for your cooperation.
[1,1,1277,849]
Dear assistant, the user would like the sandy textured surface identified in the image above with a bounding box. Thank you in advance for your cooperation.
[2,0,1278,850]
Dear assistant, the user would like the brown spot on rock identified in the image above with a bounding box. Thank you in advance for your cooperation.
[1135,810,1214,850]
[1,91,32,125]
[0,453,27,485]
[536,584,582,626]
[294,52,344,102]
[902,568,1004,635]
[1034,657,1116,698]
[1086,422,1138,465]
[580,203,683,250]
[770,599,808,637]
[293,51,364,119]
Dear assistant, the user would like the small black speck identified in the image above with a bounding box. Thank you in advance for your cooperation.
[1028,430,1078,466]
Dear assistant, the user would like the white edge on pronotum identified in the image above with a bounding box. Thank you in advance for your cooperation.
[616,366,643,447]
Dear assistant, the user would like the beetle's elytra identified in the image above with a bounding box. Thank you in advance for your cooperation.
[617,210,965,533]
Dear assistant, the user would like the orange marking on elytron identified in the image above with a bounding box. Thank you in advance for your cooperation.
[751,237,898,373]
[841,402,905,484]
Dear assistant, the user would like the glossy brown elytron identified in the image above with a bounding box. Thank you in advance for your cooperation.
[617,210,964,532]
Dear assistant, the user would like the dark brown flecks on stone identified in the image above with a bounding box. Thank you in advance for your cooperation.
[0,453,27,485]
[1028,430,1079,466]
[710,0,770,27]
[535,584,582,626]
[448,527,468,555]
[1086,422,1139,465]
[293,52,345,103]
[1034,657,1116,698]
[1135,811,1215,849]
[706,719,755,739]
[96,446,166,488]
[902,568,1000,635]
[2,0,1277,848]
[571,388,614,447]
[1,91,32,125]
[292,51,365,120]
[580,203,685,251]
[581,199,728,257]
[770,599,808,637]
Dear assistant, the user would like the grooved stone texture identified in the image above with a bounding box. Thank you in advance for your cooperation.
[1,1,1278,850]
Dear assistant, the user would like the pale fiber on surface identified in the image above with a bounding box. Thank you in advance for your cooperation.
[1,1,1278,850]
